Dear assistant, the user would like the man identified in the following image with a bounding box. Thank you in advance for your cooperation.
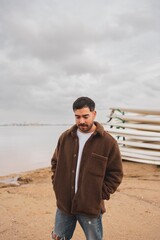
[51,97,123,240]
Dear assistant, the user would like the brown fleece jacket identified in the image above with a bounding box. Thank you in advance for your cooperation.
[51,122,123,217]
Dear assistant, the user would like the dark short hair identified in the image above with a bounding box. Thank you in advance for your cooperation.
[72,97,95,111]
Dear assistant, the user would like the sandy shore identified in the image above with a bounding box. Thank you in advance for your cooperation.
[0,161,160,240]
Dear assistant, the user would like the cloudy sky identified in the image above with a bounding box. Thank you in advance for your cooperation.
[0,0,160,124]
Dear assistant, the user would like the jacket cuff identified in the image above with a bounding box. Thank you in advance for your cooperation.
[102,191,110,200]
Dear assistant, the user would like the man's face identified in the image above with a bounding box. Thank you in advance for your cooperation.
[74,107,96,133]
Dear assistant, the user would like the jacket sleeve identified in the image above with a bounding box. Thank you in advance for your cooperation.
[102,141,123,200]
[51,138,60,186]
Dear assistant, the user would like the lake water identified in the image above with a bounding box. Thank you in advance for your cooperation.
[0,125,70,176]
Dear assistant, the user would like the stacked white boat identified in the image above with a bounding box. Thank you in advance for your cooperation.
[105,108,160,165]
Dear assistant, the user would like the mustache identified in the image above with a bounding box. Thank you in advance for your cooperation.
[78,124,88,127]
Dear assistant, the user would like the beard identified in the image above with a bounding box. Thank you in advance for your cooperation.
[78,123,94,133]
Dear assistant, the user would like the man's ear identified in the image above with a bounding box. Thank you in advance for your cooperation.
[93,111,97,118]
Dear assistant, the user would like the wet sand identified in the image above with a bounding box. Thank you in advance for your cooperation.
[0,161,160,240]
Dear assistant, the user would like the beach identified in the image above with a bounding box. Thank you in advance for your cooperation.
[0,161,160,240]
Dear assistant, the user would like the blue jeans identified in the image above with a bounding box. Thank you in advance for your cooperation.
[51,208,103,240]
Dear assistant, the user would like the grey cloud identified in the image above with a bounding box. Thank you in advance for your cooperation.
[63,56,110,75]
[0,0,160,123]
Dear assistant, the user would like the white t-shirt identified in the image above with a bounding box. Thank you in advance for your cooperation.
[75,129,93,193]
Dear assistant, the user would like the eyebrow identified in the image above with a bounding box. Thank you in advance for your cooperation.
[75,114,90,117]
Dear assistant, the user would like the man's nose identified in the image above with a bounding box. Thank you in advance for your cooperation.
[79,118,85,124]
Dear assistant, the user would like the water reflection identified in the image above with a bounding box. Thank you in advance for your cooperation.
[0,125,69,176]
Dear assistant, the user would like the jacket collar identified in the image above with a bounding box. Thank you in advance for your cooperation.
[68,121,104,137]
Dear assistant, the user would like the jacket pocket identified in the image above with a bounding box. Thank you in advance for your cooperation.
[88,153,108,177]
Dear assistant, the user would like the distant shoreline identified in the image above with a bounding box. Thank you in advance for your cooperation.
[0,123,72,127]
[0,122,106,127]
